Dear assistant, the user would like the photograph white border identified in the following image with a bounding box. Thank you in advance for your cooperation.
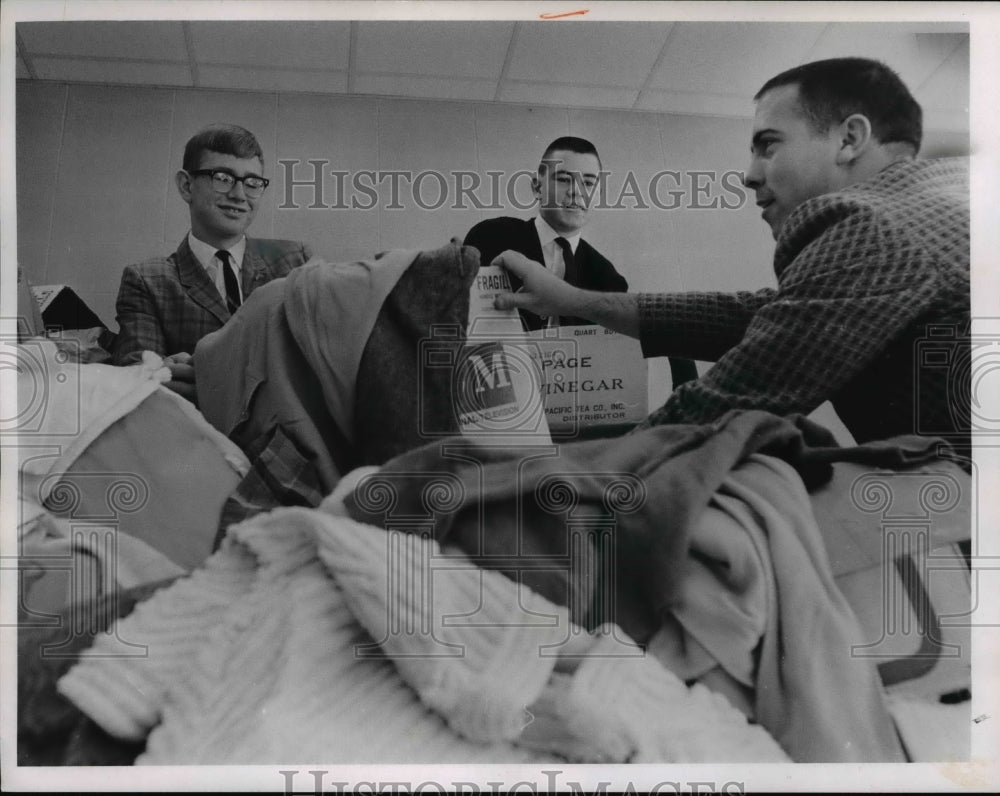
[2,1,997,792]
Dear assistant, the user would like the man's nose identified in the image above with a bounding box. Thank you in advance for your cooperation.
[227,179,249,200]
[742,160,762,190]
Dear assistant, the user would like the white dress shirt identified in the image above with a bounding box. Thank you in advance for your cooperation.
[187,232,247,304]
[533,216,581,281]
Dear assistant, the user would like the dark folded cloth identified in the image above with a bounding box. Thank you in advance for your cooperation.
[18,578,179,765]
[354,243,477,465]
[203,242,479,538]
[345,409,953,641]
[343,410,950,762]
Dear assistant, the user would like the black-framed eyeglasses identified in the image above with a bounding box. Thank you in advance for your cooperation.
[188,169,269,198]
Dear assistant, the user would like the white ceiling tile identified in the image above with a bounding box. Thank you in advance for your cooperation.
[13,19,971,121]
[635,90,753,118]
[19,21,187,62]
[190,21,351,72]
[353,73,495,102]
[199,66,348,95]
[33,58,192,87]
[914,38,969,111]
[805,24,964,91]
[915,43,969,135]
[650,22,825,96]
[354,21,514,79]
[508,22,673,87]
[499,81,638,110]
[17,56,31,79]
[913,32,969,88]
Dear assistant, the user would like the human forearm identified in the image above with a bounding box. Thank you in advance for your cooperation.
[637,289,772,361]
[642,276,923,430]
[574,290,640,337]
[493,250,640,335]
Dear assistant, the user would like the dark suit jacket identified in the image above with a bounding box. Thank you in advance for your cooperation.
[112,236,312,365]
[464,216,627,330]
[464,216,697,387]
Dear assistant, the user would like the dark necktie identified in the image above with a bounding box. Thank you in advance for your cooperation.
[217,249,241,314]
[554,236,578,286]
[554,237,578,326]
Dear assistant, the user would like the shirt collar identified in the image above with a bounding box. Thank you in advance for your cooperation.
[534,216,581,253]
[188,231,247,271]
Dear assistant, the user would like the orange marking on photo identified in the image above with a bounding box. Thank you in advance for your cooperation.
[539,10,589,19]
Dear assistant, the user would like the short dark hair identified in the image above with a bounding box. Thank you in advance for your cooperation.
[754,57,923,154]
[539,136,602,172]
[182,123,264,172]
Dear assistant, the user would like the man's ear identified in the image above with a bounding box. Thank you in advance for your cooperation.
[531,173,542,203]
[175,170,194,203]
[835,114,874,165]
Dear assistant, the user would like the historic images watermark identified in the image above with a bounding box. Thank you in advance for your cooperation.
[416,320,568,440]
[1,332,82,438]
[279,768,746,794]
[846,467,974,670]
[4,329,150,656]
[914,320,999,441]
[277,160,750,212]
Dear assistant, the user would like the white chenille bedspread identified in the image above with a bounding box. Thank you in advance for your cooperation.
[57,476,788,764]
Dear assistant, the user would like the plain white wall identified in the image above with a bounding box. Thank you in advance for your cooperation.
[15,81,778,319]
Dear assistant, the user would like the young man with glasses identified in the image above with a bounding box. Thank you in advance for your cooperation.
[464,136,627,333]
[493,59,970,460]
[464,135,697,388]
[111,124,312,386]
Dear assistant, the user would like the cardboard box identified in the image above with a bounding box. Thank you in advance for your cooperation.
[31,284,107,330]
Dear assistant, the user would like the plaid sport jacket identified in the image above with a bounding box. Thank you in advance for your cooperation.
[637,158,970,451]
[112,236,312,365]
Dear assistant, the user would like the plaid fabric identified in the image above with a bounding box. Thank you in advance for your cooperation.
[112,236,312,364]
[638,158,970,451]
[214,425,326,548]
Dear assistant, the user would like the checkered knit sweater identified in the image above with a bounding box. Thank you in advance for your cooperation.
[638,158,969,451]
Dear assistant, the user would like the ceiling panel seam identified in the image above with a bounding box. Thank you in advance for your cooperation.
[16,28,39,79]
[633,22,678,111]
[494,21,520,102]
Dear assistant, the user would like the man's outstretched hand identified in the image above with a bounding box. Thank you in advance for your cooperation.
[492,249,641,338]
[491,249,584,319]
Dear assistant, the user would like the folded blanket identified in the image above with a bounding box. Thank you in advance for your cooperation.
[15,341,249,585]
[57,494,787,764]
[16,342,168,493]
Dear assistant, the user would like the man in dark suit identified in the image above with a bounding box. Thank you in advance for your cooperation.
[464,135,696,386]
[494,59,969,460]
[112,124,312,389]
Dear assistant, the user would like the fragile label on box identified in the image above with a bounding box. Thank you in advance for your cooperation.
[456,266,552,443]
[526,325,648,432]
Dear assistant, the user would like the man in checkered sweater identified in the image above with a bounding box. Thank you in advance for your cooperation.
[495,58,970,460]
